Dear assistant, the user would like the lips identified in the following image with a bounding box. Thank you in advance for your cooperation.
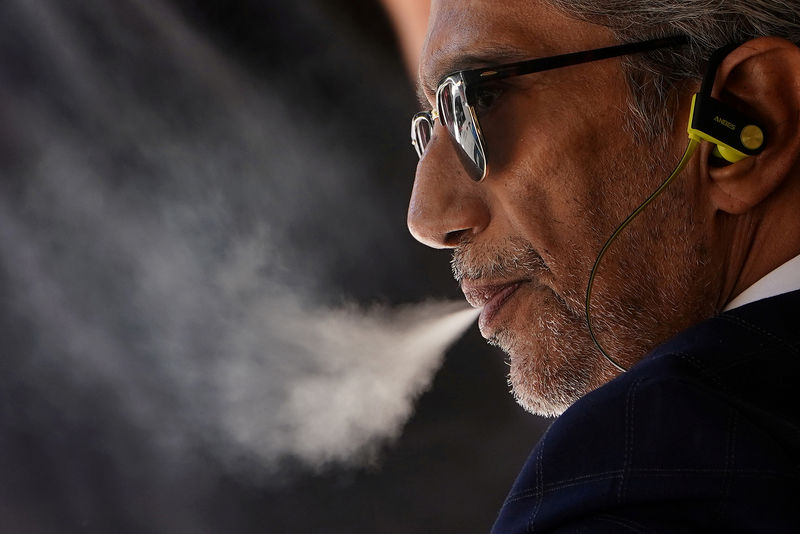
[461,280,525,333]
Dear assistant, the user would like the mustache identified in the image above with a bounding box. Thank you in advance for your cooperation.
[451,237,548,283]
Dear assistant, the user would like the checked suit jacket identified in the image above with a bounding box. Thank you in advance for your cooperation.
[491,289,800,533]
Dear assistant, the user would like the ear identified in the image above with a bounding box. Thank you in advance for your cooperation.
[704,37,800,215]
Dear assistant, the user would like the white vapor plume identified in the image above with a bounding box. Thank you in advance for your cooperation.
[0,180,476,469]
[221,300,479,467]
[0,0,476,477]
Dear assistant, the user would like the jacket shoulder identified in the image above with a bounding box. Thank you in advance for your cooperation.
[493,299,800,533]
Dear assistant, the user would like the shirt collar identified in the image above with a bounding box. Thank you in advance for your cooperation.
[723,253,800,311]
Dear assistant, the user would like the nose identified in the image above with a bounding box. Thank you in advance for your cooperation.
[407,129,490,249]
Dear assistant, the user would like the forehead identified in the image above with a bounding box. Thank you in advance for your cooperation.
[419,0,612,97]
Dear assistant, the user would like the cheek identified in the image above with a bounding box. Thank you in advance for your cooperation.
[483,88,620,260]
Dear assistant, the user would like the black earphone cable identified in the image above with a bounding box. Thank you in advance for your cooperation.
[584,138,701,372]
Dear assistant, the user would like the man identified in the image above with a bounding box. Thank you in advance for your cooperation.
[407,0,800,531]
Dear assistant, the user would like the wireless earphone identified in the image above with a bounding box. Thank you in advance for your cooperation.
[585,42,768,372]
[687,43,767,163]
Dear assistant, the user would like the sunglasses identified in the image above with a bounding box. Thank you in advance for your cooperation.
[411,35,689,181]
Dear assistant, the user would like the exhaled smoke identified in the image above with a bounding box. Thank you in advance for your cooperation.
[0,188,476,470]
[0,0,474,478]
[218,300,478,469]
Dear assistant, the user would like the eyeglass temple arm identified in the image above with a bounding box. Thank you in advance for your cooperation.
[461,35,690,86]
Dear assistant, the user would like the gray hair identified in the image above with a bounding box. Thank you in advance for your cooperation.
[549,0,800,139]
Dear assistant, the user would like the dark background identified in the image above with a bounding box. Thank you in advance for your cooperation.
[0,1,547,532]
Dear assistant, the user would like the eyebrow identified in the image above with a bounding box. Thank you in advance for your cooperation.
[417,44,534,109]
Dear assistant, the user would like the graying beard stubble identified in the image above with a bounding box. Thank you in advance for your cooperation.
[451,237,548,283]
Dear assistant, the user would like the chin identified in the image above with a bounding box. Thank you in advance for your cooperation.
[502,339,595,418]
[489,299,618,418]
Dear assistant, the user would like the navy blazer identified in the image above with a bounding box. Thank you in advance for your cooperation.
[491,289,800,533]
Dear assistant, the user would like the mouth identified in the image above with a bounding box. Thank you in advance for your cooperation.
[461,280,526,334]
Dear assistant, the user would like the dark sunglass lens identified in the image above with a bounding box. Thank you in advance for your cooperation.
[439,78,485,180]
[438,84,454,126]
[411,115,432,158]
[416,119,432,154]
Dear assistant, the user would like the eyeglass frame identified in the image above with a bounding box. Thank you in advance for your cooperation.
[411,34,690,181]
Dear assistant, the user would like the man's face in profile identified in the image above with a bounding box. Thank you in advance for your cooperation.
[408,0,719,416]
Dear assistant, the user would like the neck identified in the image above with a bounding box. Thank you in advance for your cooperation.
[717,176,800,310]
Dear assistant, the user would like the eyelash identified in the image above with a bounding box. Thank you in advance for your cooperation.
[471,83,506,114]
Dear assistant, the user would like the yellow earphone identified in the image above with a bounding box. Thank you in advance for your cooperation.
[688,95,766,162]
[688,42,767,162]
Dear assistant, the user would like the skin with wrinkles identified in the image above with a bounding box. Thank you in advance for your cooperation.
[408,0,723,416]
[409,0,800,417]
